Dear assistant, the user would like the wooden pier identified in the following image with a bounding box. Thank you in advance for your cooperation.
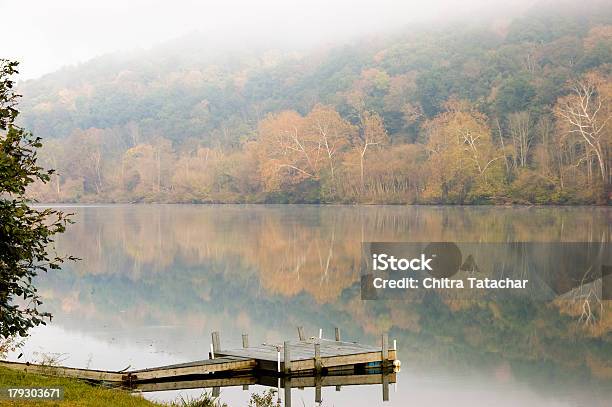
[215,337,397,374]
[0,328,400,403]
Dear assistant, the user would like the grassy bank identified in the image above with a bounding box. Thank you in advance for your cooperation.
[0,365,287,407]
[0,366,160,406]
[0,366,231,407]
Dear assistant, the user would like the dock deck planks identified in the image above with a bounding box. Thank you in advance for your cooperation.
[0,356,255,383]
[216,338,396,372]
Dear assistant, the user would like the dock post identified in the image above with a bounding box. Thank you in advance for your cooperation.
[284,377,292,407]
[381,332,389,367]
[314,343,321,374]
[315,375,322,404]
[297,326,305,341]
[212,331,221,398]
[212,331,221,355]
[333,328,341,392]
[382,371,389,401]
[283,341,291,374]
[243,333,249,390]
[318,328,322,339]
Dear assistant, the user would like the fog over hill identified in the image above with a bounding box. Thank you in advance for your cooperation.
[5,0,550,80]
[8,0,612,204]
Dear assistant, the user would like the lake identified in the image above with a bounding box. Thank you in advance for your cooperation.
[9,205,612,406]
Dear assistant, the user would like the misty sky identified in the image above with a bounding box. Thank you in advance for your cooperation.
[1,0,536,80]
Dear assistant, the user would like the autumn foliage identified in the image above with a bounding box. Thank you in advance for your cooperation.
[20,10,612,204]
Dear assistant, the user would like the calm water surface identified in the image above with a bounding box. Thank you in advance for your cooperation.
[9,205,612,406]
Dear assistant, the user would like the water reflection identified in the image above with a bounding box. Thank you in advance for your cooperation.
[13,205,612,406]
[128,369,397,407]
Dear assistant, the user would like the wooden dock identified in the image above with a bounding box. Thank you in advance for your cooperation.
[1,329,400,404]
[215,338,397,374]
[0,328,399,389]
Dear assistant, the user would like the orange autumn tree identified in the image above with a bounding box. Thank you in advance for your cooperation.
[303,104,356,186]
[256,107,355,194]
[256,110,316,191]
[423,99,504,203]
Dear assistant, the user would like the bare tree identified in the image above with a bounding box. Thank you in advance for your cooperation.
[306,105,354,183]
[459,127,503,175]
[356,111,388,187]
[555,75,610,189]
[508,111,533,168]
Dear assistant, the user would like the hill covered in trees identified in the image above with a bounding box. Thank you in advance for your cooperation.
[19,0,612,204]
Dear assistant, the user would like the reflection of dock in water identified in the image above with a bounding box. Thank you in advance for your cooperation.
[1,328,400,404]
[130,369,397,405]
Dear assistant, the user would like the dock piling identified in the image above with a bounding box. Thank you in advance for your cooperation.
[381,333,389,366]
[297,326,305,341]
[314,343,321,374]
[333,327,341,392]
[212,331,221,354]
[284,377,292,407]
[382,371,389,401]
[243,333,250,390]
[315,375,322,404]
[283,341,291,374]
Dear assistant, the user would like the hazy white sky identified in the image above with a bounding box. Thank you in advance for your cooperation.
[1,0,535,79]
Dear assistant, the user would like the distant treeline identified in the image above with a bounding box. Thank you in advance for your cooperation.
[21,2,612,204]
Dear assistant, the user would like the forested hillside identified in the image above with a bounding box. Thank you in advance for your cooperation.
[19,1,612,204]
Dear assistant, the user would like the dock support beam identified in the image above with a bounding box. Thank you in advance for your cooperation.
[315,375,322,404]
[381,333,388,367]
[283,341,291,374]
[284,377,292,407]
[212,331,221,355]
[211,331,221,398]
[382,371,389,401]
[334,327,342,391]
[242,333,249,390]
[314,343,321,374]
